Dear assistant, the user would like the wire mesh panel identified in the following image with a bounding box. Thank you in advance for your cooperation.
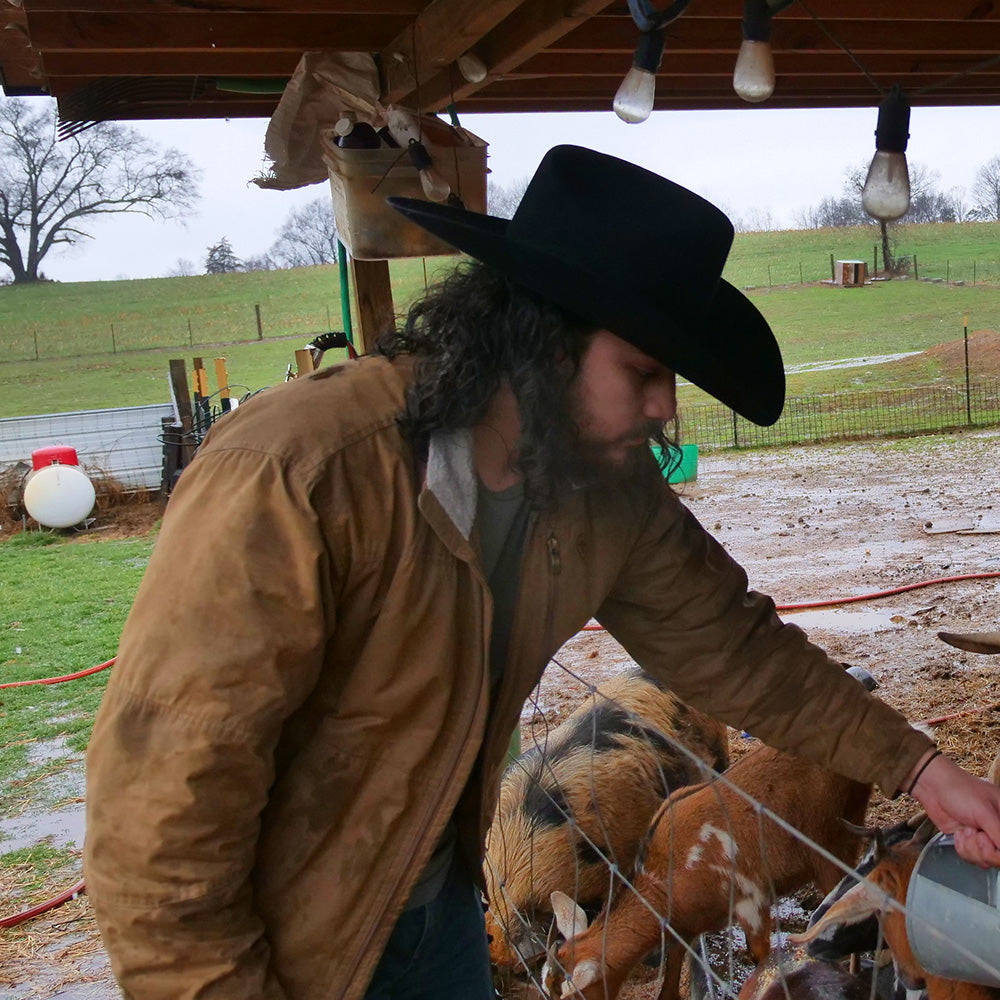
[682,380,1000,452]
[489,657,1000,1000]
[0,403,174,490]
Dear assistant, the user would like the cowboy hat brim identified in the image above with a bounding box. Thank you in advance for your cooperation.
[388,194,784,426]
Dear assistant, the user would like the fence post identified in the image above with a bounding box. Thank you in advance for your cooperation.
[874,244,878,273]
[732,409,739,448]
[111,323,117,354]
[188,318,194,346]
[829,253,835,281]
[913,254,919,280]
[973,261,977,285]
[947,260,950,284]
[799,261,804,285]
[767,265,772,289]
[964,313,972,425]
[255,303,263,341]
[33,330,39,360]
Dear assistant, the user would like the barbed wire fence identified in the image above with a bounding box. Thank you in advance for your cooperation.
[487,654,1000,1000]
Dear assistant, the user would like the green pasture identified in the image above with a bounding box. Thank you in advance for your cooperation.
[723,220,1000,289]
[0,531,155,814]
[3,222,1000,418]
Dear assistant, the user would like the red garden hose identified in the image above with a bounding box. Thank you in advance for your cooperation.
[0,878,86,929]
[0,657,116,690]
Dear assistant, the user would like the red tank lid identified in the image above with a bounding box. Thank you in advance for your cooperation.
[31,445,80,470]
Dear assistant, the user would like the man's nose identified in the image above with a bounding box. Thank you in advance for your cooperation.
[644,373,677,423]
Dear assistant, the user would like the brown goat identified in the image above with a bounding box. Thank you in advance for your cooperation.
[486,668,729,971]
[792,830,1000,1000]
[543,743,872,1000]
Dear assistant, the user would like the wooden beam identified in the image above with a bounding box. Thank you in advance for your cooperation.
[399,0,626,112]
[23,11,412,51]
[349,258,395,356]
[40,49,302,77]
[377,0,527,105]
[25,1,424,11]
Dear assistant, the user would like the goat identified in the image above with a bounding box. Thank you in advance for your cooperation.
[542,742,872,1000]
[797,744,1000,1000]
[791,822,1000,1000]
[485,667,729,972]
[736,944,879,1000]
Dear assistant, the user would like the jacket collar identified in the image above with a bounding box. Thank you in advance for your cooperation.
[426,427,477,540]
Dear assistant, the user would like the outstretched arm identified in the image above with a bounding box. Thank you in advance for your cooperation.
[907,749,1000,868]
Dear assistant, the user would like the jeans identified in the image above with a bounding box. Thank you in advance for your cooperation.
[363,862,495,1000]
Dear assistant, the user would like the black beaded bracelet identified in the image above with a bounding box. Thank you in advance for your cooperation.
[905,749,943,795]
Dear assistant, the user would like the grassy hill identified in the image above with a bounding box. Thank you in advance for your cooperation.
[3,221,1000,418]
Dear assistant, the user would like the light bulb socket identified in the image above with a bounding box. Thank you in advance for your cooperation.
[874,85,910,154]
[407,139,433,171]
[742,0,772,42]
[632,29,665,72]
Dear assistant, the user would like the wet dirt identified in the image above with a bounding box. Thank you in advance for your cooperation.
[4,427,1000,999]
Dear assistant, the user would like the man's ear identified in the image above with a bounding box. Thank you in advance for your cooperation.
[550,890,589,942]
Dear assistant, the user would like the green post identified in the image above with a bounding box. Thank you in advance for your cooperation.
[913,254,919,280]
[829,253,834,281]
[337,240,354,347]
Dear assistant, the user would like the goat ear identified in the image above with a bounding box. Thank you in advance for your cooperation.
[550,891,589,942]
[790,880,887,946]
[937,630,1000,654]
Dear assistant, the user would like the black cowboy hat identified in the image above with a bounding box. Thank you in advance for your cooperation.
[388,144,785,426]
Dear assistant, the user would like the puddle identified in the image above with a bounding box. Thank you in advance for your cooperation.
[0,801,86,853]
[780,608,910,634]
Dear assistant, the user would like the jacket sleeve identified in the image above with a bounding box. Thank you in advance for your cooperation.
[84,444,335,1000]
[595,489,933,797]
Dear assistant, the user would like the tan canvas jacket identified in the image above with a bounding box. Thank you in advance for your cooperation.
[84,354,932,1000]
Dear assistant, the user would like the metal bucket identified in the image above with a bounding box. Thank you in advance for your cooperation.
[906,833,1000,987]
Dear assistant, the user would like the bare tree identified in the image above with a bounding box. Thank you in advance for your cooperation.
[971,155,1000,221]
[948,185,970,222]
[732,207,778,234]
[269,198,339,268]
[487,176,530,220]
[0,98,199,283]
[167,258,197,277]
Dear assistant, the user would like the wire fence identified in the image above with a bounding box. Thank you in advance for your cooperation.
[727,253,1000,290]
[488,655,1000,1000]
[685,379,1000,452]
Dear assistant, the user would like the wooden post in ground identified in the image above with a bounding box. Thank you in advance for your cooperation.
[350,258,394,354]
[192,357,211,437]
[214,357,231,413]
[168,359,197,473]
[294,349,315,377]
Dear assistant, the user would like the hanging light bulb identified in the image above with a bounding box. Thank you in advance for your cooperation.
[614,29,664,124]
[407,140,451,202]
[862,85,911,222]
[733,0,775,102]
[456,51,488,83]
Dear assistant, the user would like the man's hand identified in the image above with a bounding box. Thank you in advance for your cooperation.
[908,751,1000,868]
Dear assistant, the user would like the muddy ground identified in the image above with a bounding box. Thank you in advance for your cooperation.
[3,427,999,999]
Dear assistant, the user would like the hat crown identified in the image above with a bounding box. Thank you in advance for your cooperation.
[506,145,734,324]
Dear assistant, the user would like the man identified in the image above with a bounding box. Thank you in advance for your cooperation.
[84,145,1000,1000]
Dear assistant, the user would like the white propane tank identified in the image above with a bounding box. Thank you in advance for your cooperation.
[23,446,96,529]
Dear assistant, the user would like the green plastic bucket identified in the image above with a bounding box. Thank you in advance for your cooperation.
[651,444,699,484]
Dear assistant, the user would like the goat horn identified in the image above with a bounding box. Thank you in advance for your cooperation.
[937,631,1000,654]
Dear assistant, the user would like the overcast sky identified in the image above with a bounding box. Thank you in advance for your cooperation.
[14,95,1000,284]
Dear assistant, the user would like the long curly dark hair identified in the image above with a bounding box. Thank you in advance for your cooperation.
[375,260,677,506]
